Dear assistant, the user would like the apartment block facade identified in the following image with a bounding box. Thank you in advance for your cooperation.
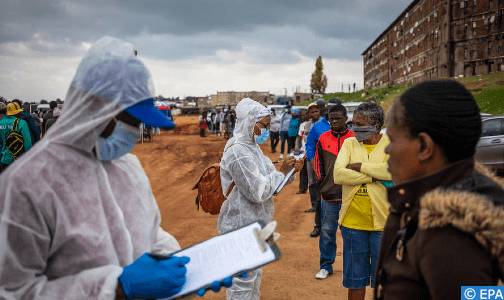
[363,0,504,89]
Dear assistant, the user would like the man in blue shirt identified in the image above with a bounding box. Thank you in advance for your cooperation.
[304,98,330,237]
[278,105,292,159]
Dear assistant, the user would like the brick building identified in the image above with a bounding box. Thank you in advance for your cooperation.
[214,91,273,106]
[363,0,504,89]
[293,92,313,105]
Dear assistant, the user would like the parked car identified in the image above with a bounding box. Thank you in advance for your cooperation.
[475,114,504,172]
[267,104,287,117]
[342,102,363,125]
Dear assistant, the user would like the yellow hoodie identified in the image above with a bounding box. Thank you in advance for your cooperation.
[333,135,391,230]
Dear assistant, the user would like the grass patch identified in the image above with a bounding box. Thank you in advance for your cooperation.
[298,72,504,115]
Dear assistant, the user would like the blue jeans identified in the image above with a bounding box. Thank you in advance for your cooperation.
[279,131,289,155]
[340,226,382,289]
[319,200,341,273]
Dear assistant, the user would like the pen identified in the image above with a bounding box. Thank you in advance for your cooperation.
[148,253,172,260]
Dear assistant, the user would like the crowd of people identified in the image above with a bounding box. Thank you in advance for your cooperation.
[199,107,236,138]
[0,99,60,172]
[0,35,503,300]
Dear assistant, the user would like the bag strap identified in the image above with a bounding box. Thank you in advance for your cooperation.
[12,118,20,131]
[223,143,240,197]
[225,182,235,197]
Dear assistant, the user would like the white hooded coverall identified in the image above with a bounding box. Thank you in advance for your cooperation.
[0,37,180,299]
[218,98,295,300]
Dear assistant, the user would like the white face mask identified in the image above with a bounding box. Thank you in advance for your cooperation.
[96,120,140,161]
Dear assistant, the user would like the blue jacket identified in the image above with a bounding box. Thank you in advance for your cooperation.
[305,117,330,160]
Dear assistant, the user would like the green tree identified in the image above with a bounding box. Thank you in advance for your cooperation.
[310,56,328,94]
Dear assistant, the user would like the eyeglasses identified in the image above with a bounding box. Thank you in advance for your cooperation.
[257,121,270,130]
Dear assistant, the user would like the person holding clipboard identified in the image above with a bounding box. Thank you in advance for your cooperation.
[0,37,232,300]
[218,98,304,300]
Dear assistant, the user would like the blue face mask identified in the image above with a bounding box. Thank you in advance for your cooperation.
[254,124,270,144]
[97,120,140,161]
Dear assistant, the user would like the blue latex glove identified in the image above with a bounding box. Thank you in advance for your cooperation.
[118,253,190,299]
[196,273,247,297]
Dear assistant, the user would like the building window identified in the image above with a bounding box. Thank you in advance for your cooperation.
[473,0,477,10]
[464,24,468,36]
[498,45,502,53]
[489,41,493,55]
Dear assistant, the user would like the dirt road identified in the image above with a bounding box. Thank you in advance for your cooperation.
[131,115,374,300]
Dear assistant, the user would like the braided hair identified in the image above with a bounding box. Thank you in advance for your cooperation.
[387,80,481,163]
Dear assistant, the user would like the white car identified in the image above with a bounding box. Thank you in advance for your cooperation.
[267,104,288,116]
[342,102,363,125]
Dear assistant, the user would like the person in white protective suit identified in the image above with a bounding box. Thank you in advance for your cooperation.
[0,36,231,300]
[218,98,304,300]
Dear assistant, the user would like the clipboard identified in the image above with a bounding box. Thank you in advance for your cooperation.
[161,220,281,299]
[273,152,306,196]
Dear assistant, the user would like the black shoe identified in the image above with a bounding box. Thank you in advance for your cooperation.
[296,190,307,194]
[310,227,320,237]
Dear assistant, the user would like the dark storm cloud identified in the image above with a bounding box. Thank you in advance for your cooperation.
[0,0,411,60]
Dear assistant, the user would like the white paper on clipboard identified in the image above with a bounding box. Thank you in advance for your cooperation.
[273,152,305,195]
[162,222,279,299]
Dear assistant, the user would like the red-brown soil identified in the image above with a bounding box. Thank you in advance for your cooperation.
[131,115,374,300]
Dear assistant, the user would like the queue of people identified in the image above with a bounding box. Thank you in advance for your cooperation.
[200,107,236,139]
[253,80,503,300]
[0,35,503,300]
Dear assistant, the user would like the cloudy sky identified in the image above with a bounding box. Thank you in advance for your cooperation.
[1,0,411,103]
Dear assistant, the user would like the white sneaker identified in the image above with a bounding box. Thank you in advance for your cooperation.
[279,154,284,159]
[315,269,330,279]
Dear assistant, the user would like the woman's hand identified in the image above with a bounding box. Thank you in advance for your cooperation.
[346,163,362,172]
[293,158,304,173]
[279,156,296,176]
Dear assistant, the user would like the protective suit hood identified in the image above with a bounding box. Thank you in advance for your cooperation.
[44,36,155,154]
[233,98,270,145]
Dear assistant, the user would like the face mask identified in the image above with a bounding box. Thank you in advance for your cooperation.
[254,124,270,144]
[97,120,140,161]
[353,125,378,142]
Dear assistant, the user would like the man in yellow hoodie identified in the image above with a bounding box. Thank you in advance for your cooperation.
[333,102,391,300]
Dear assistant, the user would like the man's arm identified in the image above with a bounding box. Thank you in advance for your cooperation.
[314,139,325,182]
[305,125,318,160]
